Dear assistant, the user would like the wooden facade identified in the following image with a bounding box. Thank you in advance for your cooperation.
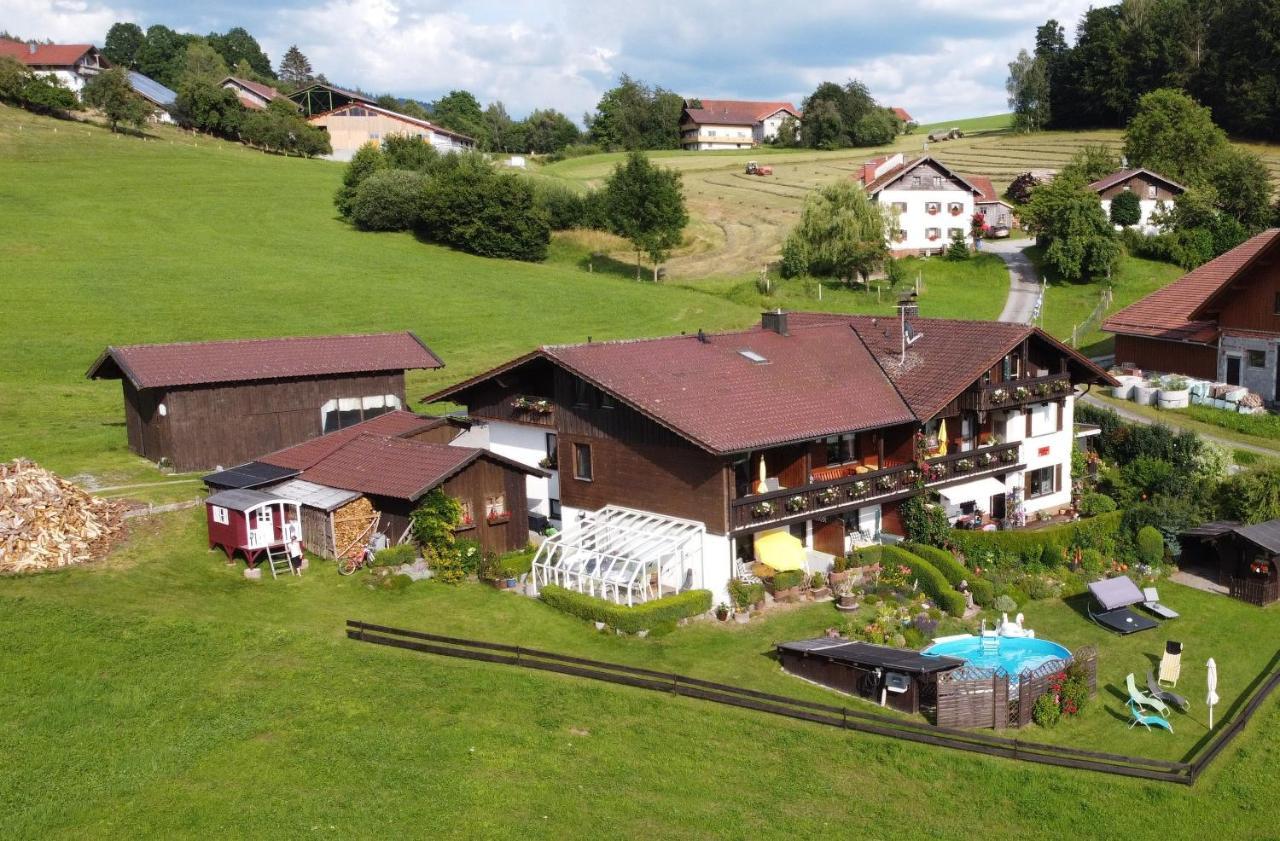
[1113,335,1218,379]
[120,371,406,472]
[1094,172,1180,202]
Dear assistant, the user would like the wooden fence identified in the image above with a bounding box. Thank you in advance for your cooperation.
[1229,576,1280,606]
[1014,646,1098,727]
[936,665,1009,729]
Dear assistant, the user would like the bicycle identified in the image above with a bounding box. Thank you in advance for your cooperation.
[338,542,376,576]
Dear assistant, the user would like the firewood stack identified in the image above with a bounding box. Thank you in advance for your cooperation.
[0,459,127,573]
[333,496,378,558]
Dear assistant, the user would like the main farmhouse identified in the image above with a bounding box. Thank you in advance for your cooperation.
[679,99,800,150]
[1104,228,1280,400]
[856,153,985,256]
[288,83,476,161]
[426,311,1113,604]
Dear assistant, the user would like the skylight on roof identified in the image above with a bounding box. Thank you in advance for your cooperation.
[738,349,768,364]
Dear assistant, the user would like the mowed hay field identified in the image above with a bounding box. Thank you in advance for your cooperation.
[0,105,757,492]
[541,115,1280,280]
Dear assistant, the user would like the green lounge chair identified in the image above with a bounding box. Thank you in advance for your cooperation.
[1126,672,1171,716]
[1128,700,1173,732]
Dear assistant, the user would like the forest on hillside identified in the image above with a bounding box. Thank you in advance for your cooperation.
[1008,0,1280,140]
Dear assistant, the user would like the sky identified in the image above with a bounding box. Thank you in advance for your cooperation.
[3,0,1099,123]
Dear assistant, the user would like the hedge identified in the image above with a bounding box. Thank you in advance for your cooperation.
[905,542,992,608]
[948,511,1123,558]
[539,585,712,633]
[882,545,967,617]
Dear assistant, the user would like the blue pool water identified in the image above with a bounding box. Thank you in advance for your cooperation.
[922,636,1071,680]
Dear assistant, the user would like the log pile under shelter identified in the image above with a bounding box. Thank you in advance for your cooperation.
[333,496,378,558]
[0,459,127,573]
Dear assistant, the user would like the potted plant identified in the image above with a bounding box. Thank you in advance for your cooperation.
[978,452,995,467]
[815,486,840,506]
[956,458,975,472]
[770,569,805,603]
[1157,375,1190,409]
[751,500,775,518]
[1000,448,1018,464]
[835,581,860,611]
[829,554,850,586]
[875,475,895,492]
[715,603,731,621]
[784,494,807,513]
[850,480,869,498]
[538,455,557,469]
[1014,386,1031,401]
[989,387,1008,404]
[810,571,831,600]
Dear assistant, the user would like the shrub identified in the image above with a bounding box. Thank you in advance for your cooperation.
[454,538,485,576]
[969,578,995,607]
[901,496,950,546]
[335,142,388,218]
[728,578,765,609]
[350,169,427,231]
[882,545,966,617]
[1032,692,1062,728]
[428,547,466,585]
[372,543,417,567]
[418,155,551,261]
[1079,548,1106,576]
[810,571,826,589]
[373,572,414,592]
[1078,492,1117,516]
[993,594,1018,613]
[1137,525,1165,565]
[532,180,605,231]
[949,511,1123,559]
[771,569,805,591]
[904,543,969,588]
[849,545,882,567]
[539,585,712,633]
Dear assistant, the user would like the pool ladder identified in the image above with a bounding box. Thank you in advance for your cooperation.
[980,620,1000,652]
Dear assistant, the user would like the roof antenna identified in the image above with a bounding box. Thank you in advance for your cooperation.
[898,292,922,363]
[696,329,709,344]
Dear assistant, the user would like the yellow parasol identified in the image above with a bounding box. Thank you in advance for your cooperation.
[936,418,948,457]
[756,453,768,494]
[754,529,806,572]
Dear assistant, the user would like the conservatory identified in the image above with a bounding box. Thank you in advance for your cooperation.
[531,506,706,605]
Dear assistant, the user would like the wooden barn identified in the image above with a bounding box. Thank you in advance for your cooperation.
[204,411,542,556]
[87,332,443,471]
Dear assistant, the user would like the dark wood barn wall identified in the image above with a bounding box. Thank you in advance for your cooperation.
[1113,335,1217,379]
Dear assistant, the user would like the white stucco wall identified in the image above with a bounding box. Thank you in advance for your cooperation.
[1099,198,1173,235]
[878,188,974,253]
[475,420,556,519]
[1004,395,1076,516]
[684,122,754,150]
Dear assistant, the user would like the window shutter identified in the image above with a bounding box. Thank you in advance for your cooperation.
[1025,410,1032,438]
[1024,472,1033,498]
[1055,464,1063,492]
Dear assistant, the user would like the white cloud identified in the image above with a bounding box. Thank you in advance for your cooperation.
[0,0,133,41]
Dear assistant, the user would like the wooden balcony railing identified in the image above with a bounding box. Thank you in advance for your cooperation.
[958,374,1074,413]
[729,441,1023,532]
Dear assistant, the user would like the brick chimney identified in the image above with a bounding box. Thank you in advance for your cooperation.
[761,309,789,336]
[861,161,879,184]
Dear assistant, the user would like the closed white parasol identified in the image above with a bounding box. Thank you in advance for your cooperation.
[1206,657,1219,730]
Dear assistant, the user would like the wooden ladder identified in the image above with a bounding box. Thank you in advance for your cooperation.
[265,545,297,579]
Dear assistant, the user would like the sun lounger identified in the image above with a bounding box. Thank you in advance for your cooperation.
[1128,700,1173,732]
[1142,586,1179,619]
[1159,640,1182,687]
[1147,670,1189,711]
[1088,577,1159,634]
[1126,672,1171,716]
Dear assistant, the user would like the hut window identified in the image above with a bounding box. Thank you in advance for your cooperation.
[211,505,229,525]
[485,494,508,519]
[574,443,593,481]
[458,499,475,527]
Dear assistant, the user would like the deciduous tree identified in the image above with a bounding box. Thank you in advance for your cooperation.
[83,66,151,131]
[1110,189,1142,228]
[103,22,144,68]
[780,180,890,283]
[1123,88,1226,186]
[603,151,688,281]
[1020,174,1120,281]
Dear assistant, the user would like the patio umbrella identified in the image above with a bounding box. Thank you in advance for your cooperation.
[757,453,768,494]
[936,418,948,456]
[754,529,805,572]
[1206,657,1219,730]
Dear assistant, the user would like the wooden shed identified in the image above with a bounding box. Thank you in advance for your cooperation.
[87,332,443,471]
[205,488,302,566]
[1182,519,1280,606]
[776,638,964,714]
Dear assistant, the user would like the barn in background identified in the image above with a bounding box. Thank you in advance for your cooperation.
[87,332,443,471]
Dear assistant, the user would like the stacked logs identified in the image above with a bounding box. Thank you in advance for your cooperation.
[332,496,378,558]
[0,459,128,573]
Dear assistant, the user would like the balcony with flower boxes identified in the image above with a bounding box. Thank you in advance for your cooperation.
[960,374,1075,413]
[728,440,1022,532]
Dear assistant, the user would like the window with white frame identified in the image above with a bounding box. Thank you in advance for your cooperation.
[321,394,402,433]
[925,227,941,240]
[1027,465,1058,498]
[948,227,964,239]
[925,202,941,215]
[891,201,908,214]
[1028,401,1058,437]
[932,175,943,188]
[211,505,229,525]
[1147,185,1156,198]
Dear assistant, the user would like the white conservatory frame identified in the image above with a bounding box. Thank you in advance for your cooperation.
[531,506,705,606]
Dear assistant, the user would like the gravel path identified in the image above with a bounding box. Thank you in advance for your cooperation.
[983,238,1041,324]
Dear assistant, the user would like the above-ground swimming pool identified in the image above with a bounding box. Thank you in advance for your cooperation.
[922,636,1071,680]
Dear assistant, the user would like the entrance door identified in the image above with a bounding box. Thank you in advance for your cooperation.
[1226,355,1242,386]
[813,518,845,556]
[990,493,1006,521]
[254,506,274,546]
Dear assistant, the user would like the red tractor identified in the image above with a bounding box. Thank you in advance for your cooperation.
[745,160,773,176]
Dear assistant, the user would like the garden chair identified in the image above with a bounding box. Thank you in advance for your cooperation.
[1128,700,1174,733]
[1146,670,1189,712]
[1126,672,1171,716]
[1159,641,1183,687]
[1141,587,1179,620]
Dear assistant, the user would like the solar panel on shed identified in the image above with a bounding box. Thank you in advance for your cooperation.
[776,638,965,674]
[203,461,300,489]
[127,71,177,107]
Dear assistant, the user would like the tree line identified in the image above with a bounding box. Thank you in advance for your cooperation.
[1007,0,1280,140]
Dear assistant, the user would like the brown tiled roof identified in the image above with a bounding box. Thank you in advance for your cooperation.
[260,410,443,470]
[86,331,443,389]
[964,175,1008,205]
[298,434,476,500]
[426,314,1113,454]
[0,39,96,67]
[1087,168,1186,195]
[891,107,913,123]
[683,99,800,126]
[222,76,284,108]
[861,156,982,196]
[1102,229,1280,343]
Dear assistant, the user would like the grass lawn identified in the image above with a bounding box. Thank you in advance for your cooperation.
[1027,247,1185,356]
[4,509,1280,838]
[0,106,757,494]
[681,253,1010,321]
[1090,394,1280,455]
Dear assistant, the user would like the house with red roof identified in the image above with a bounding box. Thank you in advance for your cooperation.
[966,175,1017,231]
[891,107,914,125]
[1088,168,1185,234]
[0,38,106,95]
[1104,229,1280,398]
[679,99,800,150]
[220,76,288,110]
[856,153,984,255]
[425,310,1112,604]
[203,410,542,558]
[87,332,444,471]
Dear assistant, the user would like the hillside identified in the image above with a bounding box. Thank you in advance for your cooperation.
[0,106,757,489]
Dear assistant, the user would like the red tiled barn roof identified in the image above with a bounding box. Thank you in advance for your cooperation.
[891,107,913,123]
[861,156,982,196]
[259,410,442,470]
[1102,229,1280,343]
[1087,168,1186,195]
[86,331,443,389]
[426,314,1112,454]
[682,99,800,126]
[298,434,477,501]
[0,39,96,67]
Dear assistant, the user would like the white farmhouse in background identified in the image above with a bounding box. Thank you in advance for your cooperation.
[857,153,983,256]
[1088,168,1186,234]
[0,39,105,96]
[679,99,801,150]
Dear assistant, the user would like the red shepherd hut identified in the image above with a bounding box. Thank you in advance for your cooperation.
[205,488,303,572]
